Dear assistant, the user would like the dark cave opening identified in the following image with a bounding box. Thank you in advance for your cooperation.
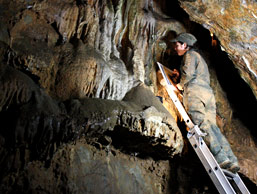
[211,43,257,138]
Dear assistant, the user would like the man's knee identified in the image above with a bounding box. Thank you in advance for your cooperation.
[184,97,206,124]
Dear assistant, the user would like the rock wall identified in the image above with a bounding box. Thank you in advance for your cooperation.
[1,0,186,100]
[0,139,175,194]
[0,63,185,193]
[0,0,256,193]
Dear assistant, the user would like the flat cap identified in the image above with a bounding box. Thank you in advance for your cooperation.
[171,32,197,46]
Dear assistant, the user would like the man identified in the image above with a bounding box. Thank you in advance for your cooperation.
[161,32,240,173]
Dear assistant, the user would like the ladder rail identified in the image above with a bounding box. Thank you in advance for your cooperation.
[157,62,194,129]
[222,170,251,194]
[188,126,236,194]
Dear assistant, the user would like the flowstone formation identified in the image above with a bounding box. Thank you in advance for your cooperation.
[0,0,256,193]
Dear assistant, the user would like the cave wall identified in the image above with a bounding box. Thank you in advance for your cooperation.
[1,0,185,100]
[0,0,256,193]
[1,141,175,194]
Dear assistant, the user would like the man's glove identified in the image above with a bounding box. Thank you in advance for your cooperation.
[160,79,166,86]
[176,84,183,92]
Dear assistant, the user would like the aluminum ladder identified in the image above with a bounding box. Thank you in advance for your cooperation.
[157,62,250,194]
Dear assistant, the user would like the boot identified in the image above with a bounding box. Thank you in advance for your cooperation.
[215,149,240,173]
[221,142,240,173]
[227,162,240,173]
[214,149,231,169]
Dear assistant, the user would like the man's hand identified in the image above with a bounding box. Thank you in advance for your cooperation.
[171,69,179,78]
[160,79,166,86]
[176,84,183,91]
[164,68,179,78]
[160,78,178,92]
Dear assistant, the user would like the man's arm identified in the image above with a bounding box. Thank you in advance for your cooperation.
[162,66,179,79]
[157,69,181,93]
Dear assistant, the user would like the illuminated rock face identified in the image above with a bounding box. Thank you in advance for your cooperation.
[0,0,256,193]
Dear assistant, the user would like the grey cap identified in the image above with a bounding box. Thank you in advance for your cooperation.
[171,33,197,46]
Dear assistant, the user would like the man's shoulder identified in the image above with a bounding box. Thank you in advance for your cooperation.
[187,49,199,56]
[185,49,203,61]
[184,49,198,59]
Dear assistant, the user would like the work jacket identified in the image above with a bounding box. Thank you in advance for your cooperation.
[180,49,212,92]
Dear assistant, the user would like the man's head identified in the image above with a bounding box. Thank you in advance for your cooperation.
[171,33,197,56]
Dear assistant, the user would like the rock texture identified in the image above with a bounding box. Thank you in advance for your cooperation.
[0,64,184,193]
[0,0,256,193]
[10,142,173,194]
[179,0,257,98]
